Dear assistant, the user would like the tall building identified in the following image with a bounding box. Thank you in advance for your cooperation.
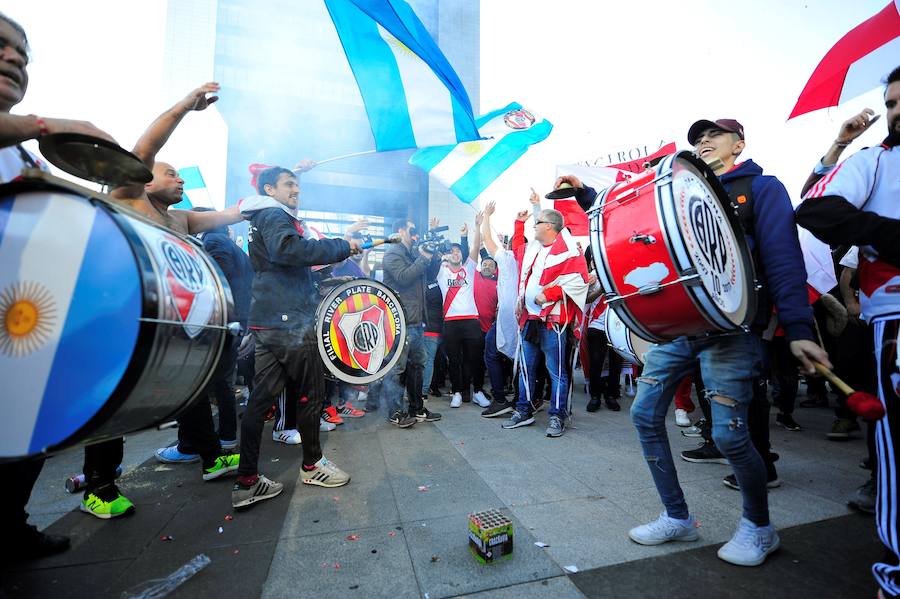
[163,0,480,251]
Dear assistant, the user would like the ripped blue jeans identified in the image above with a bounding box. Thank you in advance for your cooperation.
[630,332,769,525]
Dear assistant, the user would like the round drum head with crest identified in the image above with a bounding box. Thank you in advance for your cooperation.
[669,154,753,327]
[315,279,406,384]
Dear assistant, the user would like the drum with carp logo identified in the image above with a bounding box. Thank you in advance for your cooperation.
[588,151,757,343]
[315,279,407,384]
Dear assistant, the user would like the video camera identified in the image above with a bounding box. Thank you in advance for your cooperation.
[415,225,455,254]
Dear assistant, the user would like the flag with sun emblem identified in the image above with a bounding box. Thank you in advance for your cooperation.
[324,0,480,151]
[409,102,553,204]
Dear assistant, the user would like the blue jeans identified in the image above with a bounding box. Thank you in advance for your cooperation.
[378,324,426,417]
[484,324,506,402]
[515,324,570,418]
[421,334,441,396]
[630,333,769,525]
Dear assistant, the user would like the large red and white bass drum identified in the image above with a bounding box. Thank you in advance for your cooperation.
[589,151,756,343]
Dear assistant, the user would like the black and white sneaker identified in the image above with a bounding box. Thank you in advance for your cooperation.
[681,441,728,465]
[389,410,417,428]
[414,408,442,422]
[501,410,535,429]
[681,418,707,438]
[723,472,781,490]
[481,400,513,418]
[775,413,802,431]
[232,474,284,509]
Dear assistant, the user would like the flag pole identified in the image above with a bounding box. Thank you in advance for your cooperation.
[293,150,378,172]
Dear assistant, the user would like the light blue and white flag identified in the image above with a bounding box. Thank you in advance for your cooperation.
[324,0,480,151]
[409,103,553,204]
[171,166,213,210]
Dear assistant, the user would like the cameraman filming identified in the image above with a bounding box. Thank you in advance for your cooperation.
[378,219,443,428]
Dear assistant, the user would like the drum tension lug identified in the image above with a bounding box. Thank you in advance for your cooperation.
[629,233,657,245]
[680,268,702,286]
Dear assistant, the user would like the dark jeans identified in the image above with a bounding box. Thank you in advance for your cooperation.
[0,457,44,535]
[238,327,325,476]
[771,337,798,416]
[212,335,239,441]
[83,437,124,495]
[484,324,506,402]
[377,324,426,416]
[587,328,623,400]
[179,336,238,462]
[443,319,484,395]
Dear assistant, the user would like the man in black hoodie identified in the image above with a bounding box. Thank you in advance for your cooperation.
[232,167,361,509]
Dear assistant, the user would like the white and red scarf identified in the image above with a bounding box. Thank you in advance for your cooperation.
[517,228,589,336]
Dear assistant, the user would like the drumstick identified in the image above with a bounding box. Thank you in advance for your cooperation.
[812,362,885,420]
[360,234,401,250]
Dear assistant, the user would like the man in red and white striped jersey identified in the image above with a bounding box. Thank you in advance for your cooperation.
[437,213,489,409]
[796,65,900,599]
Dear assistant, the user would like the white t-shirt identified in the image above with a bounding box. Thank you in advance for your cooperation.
[524,245,552,316]
[438,257,478,320]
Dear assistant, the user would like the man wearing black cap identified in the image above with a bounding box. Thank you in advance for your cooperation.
[624,117,828,567]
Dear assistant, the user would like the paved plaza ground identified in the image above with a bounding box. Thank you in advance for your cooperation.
[0,378,883,598]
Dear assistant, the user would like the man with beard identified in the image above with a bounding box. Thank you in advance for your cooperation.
[796,65,900,599]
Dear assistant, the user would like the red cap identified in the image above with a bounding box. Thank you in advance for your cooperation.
[687,119,744,145]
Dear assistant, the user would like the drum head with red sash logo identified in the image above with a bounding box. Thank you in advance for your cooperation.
[315,279,406,384]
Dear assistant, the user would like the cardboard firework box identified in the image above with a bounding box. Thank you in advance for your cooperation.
[468,509,513,564]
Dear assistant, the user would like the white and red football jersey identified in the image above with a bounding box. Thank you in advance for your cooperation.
[438,257,478,320]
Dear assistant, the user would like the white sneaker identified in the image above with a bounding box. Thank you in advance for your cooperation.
[319,418,336,432]
[628,512,699,546]
[717,517,780,566]
[273,429,301,445]
[301,456,350,488]
[675,409,691,427]
[450,392,462,408]
[472,391,491,408]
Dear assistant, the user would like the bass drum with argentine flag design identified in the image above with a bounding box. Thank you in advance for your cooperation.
[315,279,406,384]
[0,175,235,459]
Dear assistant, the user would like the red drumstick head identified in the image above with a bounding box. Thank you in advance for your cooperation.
[847,392,885,420]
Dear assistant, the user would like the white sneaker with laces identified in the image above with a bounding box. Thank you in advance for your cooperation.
[472,391,491,408]
[717,517,780,566]
[319,418,336,432]
[301,456,350,488]
[450,392,462,408]
[272,429,301,445]
[675,408,691,427]
[628,512,699,545]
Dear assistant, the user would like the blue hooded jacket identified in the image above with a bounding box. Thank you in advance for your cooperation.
[575,159,815,342]
[720,160,814,342]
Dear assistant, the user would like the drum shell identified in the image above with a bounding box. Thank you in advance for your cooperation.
[0,180,232,459]
[590,152,756,343]
[603,307,653,366]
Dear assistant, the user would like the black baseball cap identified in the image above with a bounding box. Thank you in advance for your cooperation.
[687,118,745,145]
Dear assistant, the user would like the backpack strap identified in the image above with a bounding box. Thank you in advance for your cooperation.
[725,175,755,236]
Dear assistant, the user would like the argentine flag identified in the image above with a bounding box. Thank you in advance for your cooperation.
[410,103,553,204]
[324,0,480,151]
[171,166,213,210]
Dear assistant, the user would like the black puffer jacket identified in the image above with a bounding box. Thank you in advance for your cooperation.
[382,242,431,325]
[245,206,350,329]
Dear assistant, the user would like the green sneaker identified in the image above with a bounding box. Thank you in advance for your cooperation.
[80,485,135,520]
[203,454,240,481]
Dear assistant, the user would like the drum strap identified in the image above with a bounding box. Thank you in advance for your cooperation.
[15,144,39,169]
[726,175,771,331]
[726,176,756,236]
